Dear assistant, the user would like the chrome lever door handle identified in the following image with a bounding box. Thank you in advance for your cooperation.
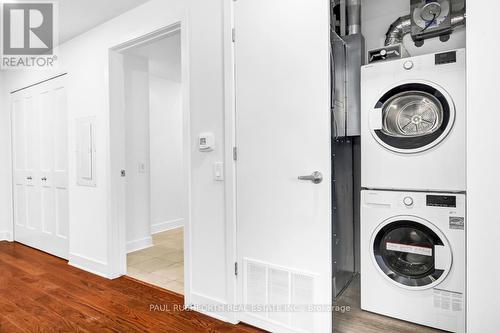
[298,171,323,184]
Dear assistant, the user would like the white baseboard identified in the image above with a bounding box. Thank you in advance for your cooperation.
[0,231,13,242]
[126,236,153,254]
[151,218,184,234]
[69,253,112,279]
[187,292,237,324]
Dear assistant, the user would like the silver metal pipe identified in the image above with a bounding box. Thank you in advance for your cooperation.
[384,11,466,46]
[346,0,361,35]
[451,11,466,27]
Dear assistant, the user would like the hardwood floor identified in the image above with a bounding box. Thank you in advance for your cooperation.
[334,275,445,333]
[0,242,264,333]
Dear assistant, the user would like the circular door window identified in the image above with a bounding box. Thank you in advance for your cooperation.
[371,217,452,290]
[370,82,455,154]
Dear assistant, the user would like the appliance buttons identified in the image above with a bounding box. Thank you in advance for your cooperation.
[403,196,414,207]
[403,61,414,70]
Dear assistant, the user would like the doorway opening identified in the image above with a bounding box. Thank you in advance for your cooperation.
[109,24,190,296]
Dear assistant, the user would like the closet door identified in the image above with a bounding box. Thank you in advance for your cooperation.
[234,1,332,332]
[12,76,69,259]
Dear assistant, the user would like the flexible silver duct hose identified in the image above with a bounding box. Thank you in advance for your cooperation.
[384,15,412,46]
[384,11,466,46]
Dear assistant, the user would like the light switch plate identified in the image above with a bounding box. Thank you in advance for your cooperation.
[138,161,147,174]
[213,162,224,181]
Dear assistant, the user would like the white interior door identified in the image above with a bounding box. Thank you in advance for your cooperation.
[12,76,69,259]
[234,1,332,332]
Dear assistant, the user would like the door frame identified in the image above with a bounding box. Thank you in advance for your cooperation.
[222,0,238,325]
[107,22,193,299]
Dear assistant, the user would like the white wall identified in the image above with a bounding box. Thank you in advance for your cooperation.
[361,0,466,59]
[466,1,500,332]
[124,54,152,252]
[0,0,232,321]
[0,73,13,241]
[149,76,184,233]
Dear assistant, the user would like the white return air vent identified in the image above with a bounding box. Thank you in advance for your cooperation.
[244,259,318,333]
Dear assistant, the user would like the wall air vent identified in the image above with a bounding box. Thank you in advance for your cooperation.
[243,259,317,332]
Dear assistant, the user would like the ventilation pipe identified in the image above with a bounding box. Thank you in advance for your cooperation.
[346,0,361,35]
[384,15,412,46]
[384,10,466,46]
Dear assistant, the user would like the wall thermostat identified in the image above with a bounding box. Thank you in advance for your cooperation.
[199,132,215,152]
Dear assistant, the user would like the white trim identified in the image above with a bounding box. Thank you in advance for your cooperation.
[126,236,153,254]
[107,19,192,303]
[68,253,115,279]
[0,231,13,242]
[188,292,236,324]
[222,0,238,325]
[151,218,184,234]
[180,15,193,305]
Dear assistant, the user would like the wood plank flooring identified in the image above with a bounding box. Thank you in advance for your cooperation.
[0,241,264,333]
[1,241,452,333]
[334,275,445,333]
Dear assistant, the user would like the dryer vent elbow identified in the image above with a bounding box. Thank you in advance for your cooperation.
[384,15,412,47]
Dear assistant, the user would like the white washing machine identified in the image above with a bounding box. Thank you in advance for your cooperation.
[361,190,465,332]
[361,49,466,192]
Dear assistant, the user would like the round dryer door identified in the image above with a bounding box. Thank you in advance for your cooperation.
[369,82,455,154]
[371,216,452,290]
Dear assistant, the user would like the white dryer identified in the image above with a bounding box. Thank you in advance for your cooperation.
[361,190,465,332]
[361,49,466,192]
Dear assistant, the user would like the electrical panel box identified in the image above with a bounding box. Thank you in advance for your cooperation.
[76,117,96,187]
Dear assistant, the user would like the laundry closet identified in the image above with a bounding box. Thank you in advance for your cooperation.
[332,0,467,332]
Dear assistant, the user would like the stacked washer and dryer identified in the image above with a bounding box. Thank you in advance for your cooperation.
[360,49,466,332]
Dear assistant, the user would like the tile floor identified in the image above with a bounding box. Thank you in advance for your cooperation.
[127,227,184,294]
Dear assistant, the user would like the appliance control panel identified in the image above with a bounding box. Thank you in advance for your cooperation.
[426,195,457,208]
[435,51,457,65]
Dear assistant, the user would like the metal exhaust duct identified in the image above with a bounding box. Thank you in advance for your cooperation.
[346,0,361,35]
[384,15,412,47]
[384,10,466,46]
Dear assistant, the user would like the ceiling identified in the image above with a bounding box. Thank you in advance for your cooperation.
[58,0,150,43]
[127,31,182,81]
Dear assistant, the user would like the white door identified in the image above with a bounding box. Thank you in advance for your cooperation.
[12,76,69,259]
[234,1,332,332]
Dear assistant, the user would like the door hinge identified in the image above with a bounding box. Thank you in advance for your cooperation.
[232,28,236,43]
[234,262,238,276]
[233,147,238,161]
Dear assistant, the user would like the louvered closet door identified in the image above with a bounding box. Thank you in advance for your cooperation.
[12,76,69,259]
